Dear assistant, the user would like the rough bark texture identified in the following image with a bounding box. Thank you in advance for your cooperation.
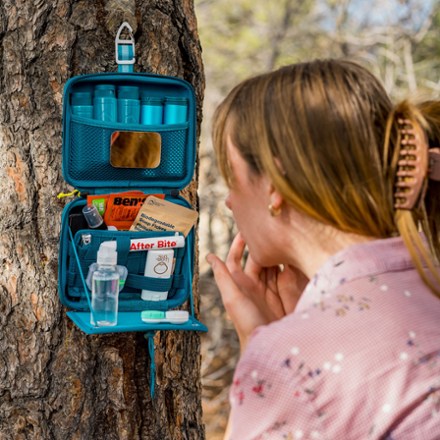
[0,1,205,439]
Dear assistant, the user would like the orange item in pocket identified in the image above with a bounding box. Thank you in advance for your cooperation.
[87,191,165,230]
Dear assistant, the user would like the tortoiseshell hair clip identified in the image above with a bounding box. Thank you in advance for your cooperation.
[394,118,440,210]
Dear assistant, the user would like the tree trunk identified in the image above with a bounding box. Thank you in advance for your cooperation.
[0,1,205,439]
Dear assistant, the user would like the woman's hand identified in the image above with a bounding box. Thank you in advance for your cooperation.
[206,232,308,352]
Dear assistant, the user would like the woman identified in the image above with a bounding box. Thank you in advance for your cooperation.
[206,59,440,439]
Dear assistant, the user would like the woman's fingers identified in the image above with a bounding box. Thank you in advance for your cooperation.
[205,237,309,350]
[206,252,268,351]
[224,233,257,292]
[228,233,264,282]
[243,253,263,278]
[206,253,248,313]
[225,232,247,273]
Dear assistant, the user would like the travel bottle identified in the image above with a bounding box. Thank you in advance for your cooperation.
[141,95,163,125]
[71,90,93,118]
[163,97,188,124]
[90,241,120,326]
[93,84,117,122]
[117,85,140,124]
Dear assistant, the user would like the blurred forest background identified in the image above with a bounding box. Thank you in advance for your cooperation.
[194,0,440,438]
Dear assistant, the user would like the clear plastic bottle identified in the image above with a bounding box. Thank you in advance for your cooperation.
[90,241,120,326]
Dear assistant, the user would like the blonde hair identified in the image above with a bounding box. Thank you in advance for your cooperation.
[212,59,440,296]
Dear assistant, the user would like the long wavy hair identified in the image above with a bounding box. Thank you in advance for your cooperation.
[212,59,440,295]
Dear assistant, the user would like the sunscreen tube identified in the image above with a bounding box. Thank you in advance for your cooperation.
[130,235,185,252]
[142,249,174,301]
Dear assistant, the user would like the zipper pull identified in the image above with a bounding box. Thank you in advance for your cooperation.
[57,188,80,199]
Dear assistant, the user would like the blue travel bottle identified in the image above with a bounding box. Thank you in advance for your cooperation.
[71,91,93,118]
[93,84,117,122]
[141,95,163,125]
[163,97,188,124]
[117,86,140,124]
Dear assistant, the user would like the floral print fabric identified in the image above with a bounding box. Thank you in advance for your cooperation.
[229,237,440,440]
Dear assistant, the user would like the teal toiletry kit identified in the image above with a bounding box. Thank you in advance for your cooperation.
[57,23,207,397]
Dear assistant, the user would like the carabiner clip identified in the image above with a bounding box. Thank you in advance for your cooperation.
[115,22,135,66]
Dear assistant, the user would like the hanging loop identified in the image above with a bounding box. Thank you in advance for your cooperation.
[115,22,135,71]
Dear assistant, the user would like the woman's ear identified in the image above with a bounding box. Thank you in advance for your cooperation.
[267,182,284,217]
[264,157,285,215]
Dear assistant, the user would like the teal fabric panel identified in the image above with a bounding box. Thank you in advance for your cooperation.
[67,311,207,335]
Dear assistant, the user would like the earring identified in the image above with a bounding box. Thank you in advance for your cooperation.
[268,204,281,217]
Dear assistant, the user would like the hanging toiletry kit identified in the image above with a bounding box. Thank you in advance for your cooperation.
[57,23,207,396]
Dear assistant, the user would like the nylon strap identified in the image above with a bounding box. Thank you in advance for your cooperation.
[144,331,157,398]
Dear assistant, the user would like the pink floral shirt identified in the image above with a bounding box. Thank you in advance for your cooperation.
[229,237,440,439]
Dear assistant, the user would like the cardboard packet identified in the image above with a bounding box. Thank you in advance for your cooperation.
[129,196,198,237]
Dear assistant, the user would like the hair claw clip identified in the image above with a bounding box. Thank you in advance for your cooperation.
[394,118,429,210]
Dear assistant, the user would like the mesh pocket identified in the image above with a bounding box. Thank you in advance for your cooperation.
[69,119,188,182]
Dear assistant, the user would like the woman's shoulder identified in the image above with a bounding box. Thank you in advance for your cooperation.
[243,262,440,375]
[234,271,440,438]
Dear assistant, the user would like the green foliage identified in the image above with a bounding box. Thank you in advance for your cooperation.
[195,0,440,99]
[196,0,315,93]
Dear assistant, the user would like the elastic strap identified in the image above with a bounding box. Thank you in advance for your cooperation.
[68,227,95,323]
[125,273,173,291]
[115,235,131,265]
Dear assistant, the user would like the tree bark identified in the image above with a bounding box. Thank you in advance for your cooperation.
[0,1,205,439]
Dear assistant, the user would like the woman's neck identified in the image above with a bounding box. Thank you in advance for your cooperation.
[283,214,375,279]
